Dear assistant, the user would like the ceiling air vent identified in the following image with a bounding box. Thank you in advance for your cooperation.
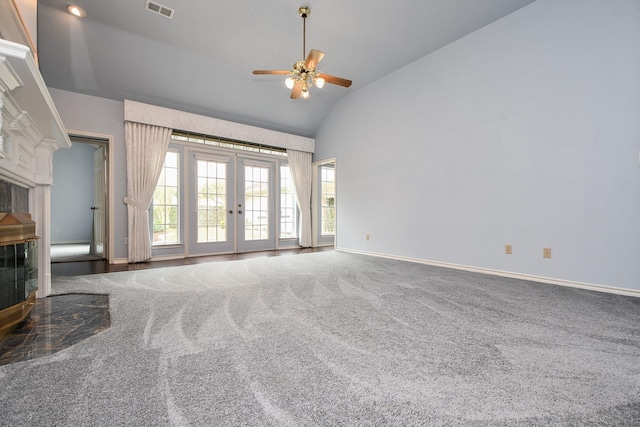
[145,1,174,19]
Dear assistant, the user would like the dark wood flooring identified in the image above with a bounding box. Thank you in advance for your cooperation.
[51,246,334,276]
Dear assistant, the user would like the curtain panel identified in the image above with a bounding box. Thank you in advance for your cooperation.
[124,122,172,262]
[287,149,312,247]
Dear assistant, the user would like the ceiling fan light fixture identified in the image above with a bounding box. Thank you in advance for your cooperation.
[251,6,352,99]
[285,77,295,89]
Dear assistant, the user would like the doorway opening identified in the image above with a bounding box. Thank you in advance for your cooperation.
[50,132,112,263]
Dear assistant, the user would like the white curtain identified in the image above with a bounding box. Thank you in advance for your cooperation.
[287,149,313,247]
[124,122,172,262]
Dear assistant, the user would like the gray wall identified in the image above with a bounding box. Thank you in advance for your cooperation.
[51,142,98,243]
[314,0,640,291]
[48,89,128,259]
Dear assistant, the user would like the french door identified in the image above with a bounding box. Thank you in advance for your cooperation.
[187,151,276,255]
[313,160,336,247]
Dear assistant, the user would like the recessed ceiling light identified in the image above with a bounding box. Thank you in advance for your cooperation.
[67,5,87,17]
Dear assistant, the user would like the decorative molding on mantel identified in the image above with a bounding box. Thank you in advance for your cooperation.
[124,100,315,153]
[0,38,71,188]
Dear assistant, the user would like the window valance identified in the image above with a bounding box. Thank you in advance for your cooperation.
[124,100,315,153]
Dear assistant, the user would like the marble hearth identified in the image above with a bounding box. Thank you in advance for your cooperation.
[0,293,111,366]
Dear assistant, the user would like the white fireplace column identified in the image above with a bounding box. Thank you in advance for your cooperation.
[32,141,57,297]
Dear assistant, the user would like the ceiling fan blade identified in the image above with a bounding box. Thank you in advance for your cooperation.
[305,49,325,71]
[253,70,291,75]
[317,73,352,88]
[290,80,303,99]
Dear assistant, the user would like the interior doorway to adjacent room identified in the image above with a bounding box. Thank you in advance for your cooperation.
[50,133,112,263]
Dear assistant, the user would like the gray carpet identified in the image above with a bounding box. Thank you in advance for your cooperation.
[50,243,103,263]
[1,251,639,426]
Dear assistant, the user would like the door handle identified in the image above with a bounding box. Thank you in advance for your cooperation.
[238,210,243,214]
[228,210,234,214]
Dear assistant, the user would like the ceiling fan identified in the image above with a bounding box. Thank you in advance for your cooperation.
[253,6,352,99]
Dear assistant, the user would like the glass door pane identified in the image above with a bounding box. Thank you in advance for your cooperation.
[315,161,336,247]
[237,159,276,252]
[188,153,235,255]
[243,165,270,241]
[320,165,336,236]
[197,160,227,243]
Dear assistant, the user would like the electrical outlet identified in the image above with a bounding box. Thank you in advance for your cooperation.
[543,248,551,258]
[124,237,128,245]
[365,234,370,241]
[505,244,512,254]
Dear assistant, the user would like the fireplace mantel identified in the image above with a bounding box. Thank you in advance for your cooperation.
[0,38,71,186]
[0,37,71,297]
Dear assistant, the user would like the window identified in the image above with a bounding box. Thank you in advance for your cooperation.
[320,165,335,236]
[152,151,180,245]
[280,165,297,238]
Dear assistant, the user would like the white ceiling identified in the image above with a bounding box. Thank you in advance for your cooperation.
[37,0,536,137]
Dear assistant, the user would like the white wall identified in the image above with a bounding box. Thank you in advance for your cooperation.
[51,142,97,243]
[49,88,128,259]
[314,0,640,292]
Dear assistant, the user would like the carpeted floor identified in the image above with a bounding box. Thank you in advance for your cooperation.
[1,251,639,426]
[50,243,103,263]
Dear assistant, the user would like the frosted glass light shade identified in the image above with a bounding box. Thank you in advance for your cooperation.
[285,77,295,89]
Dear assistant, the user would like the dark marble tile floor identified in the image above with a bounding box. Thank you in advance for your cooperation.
[0,293,110,366]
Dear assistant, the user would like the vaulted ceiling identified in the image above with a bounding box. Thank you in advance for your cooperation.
[37,0,536,137]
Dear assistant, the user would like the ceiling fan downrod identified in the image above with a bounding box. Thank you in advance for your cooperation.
[299,6,310,61]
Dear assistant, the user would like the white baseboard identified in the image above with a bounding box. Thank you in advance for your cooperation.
[112,257,129,265]
[338,248,640,298]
